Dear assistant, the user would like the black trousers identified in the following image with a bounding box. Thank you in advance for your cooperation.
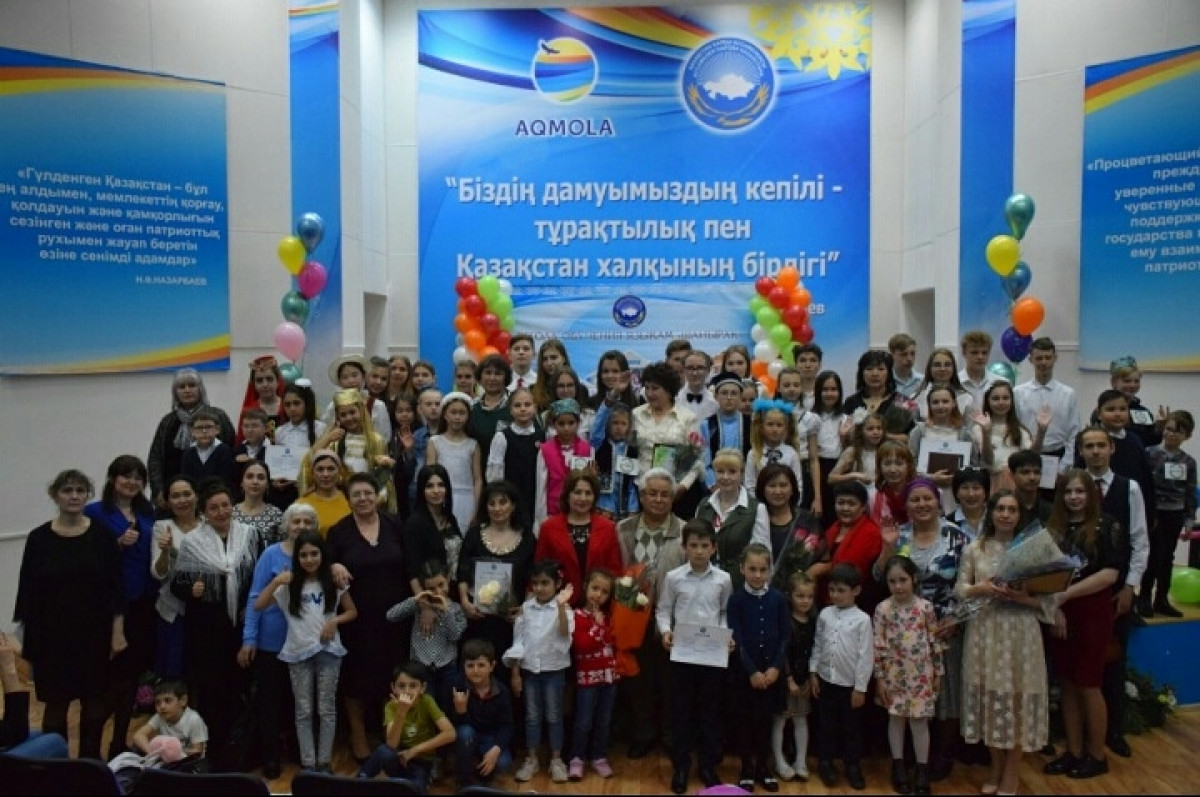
[1144,509,1185,604]
[1102,609,1132,740]
[669,661,725,770]
[815,678,863,764]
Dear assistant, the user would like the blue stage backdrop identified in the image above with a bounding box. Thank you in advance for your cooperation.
[1080,44,1200,372]
[0,48,228,374]
[417,4,871,382]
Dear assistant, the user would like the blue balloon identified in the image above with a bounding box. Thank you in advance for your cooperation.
[1005,193,1036,240]
[1000,326,1033,363]
[1003,261,1031,300]
[295,212,325,253]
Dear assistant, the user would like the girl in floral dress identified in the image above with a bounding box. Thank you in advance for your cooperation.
[874,555,943,795]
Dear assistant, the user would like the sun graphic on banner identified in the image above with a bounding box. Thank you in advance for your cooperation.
[751,2,871,80]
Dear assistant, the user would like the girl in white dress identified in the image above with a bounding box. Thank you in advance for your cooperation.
[427,392,482,533]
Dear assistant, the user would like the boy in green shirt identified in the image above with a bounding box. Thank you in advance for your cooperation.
[357,662,456,791]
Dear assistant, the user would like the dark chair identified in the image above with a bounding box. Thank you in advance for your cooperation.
[456,787,516,796]
[129,767,270,795]
[290,770,423,795]
[0,752,120,795]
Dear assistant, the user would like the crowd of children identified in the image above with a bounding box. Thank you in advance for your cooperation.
[10,330,1196,796]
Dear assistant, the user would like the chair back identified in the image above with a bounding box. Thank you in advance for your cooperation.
[0,753,119,795]
[290,770,423,795]
[129,767,270,795]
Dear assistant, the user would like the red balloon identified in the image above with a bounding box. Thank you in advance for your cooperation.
[455,277,478,298]
[492,331,512,353]
[782,304,808,327]
[768,286,789,309]
[795,323,814,344]
[480,313,500,333]
[463,294,486,318]
[755,276,775,297]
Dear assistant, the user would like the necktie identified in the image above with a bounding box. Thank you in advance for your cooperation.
[1098,477,1108,497]
[517,377,524,389]
[687,393,703,404]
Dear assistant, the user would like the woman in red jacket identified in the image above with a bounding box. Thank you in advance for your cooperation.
[808,480,884,613]
[535,471,622,607]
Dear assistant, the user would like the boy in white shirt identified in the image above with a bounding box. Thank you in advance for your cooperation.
[810,562,873,790]
[131,680,208,760]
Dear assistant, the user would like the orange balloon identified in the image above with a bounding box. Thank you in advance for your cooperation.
[464,329,487,351]
[456,298,467,314]
[790,288,812,308]
[776,266,800,291]
[480,345,500,358]
[751,360,769,379]
[760,375,777,396]
[453,313,472,334]
[1011,297,1045,336]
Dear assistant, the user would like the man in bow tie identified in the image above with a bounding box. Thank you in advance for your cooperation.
[675,350,717,423]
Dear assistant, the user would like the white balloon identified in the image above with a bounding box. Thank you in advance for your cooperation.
[750,323,766,343]
[455,334,464,346]
[452,346,472,364]
[498,278,514,295]
[753,341,778,363]
[768,359,785,379]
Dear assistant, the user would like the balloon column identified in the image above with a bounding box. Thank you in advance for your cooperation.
[451,275,516,365]
[746,266,814,396]
[273,212,327,383]
[984,193,1044,382]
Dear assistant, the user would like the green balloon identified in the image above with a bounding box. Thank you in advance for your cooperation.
[500,313,515,332]
[749,295,768,316]
[1170,566,1200,604]
[782,346,795,367]
[491,292,514,316]
[987,361,1017,385]
[768,323,793,350]
[478,275,501,302]
[279,362,302,384]
[756,306,781,329]
[280,291,309,325]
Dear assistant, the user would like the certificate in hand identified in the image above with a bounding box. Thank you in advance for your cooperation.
[670,623,731,668]
[917,439,971,476]
[265,443,306,481]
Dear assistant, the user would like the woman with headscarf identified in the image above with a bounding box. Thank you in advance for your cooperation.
[147,368,236,505]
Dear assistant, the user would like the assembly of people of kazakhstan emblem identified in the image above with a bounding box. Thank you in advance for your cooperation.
[681,37,775,132]
[612,295,646,328]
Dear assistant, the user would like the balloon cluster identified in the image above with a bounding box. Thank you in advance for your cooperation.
[272,212,327,383]
[452,275,516,365]
[746,266,814,396]
[984,194,1043,384]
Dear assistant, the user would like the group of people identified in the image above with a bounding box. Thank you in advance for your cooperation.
[6,329,1195,795]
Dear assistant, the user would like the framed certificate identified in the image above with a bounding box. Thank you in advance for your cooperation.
[917,439,972,476]
[1039,455,1062,489]
[669,623,731,668]
[265,443,306,481]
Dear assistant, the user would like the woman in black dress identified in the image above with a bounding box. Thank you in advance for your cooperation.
[401,464,463,595]
[14,470,126,759]
[327,473,408,761]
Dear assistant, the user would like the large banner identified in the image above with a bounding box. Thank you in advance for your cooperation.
[1080,44,1200,372]
[958,0,1015,337]
[417,3,871,382]
[0,48,228,374]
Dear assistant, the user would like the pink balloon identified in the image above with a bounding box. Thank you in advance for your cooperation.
[297,261,328,299]
[273,321,306,362]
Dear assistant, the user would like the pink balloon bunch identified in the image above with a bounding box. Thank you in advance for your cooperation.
[272,212,326,382]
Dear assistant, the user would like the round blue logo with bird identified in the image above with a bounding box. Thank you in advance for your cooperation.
[613,295,646,328]
[532,37,598,103]
[681,37,775,133]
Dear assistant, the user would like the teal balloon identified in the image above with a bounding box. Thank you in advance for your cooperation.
[1005,193,1036,240]
[755,306,781,329]
[1170,566,1200,604]
[280,291,310,325]
[279,362,302,384]
[749,295,768,316]
[478,275,501,303]
[491,292,514,316]
[768,323,792,350]
[1002,261,1032,300]
[987,361,1017,384]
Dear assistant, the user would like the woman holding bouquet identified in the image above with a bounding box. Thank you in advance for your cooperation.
[751,463,823,591]
[955,490,1054,795]
[873,477,970,780]
[535,471,623,606]
[623,362,704,502]
[1042,469,1129,780]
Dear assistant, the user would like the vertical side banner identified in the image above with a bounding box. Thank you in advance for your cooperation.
[417,4,871,381]
[1080,45,1200,372]
[0,48,228,374]
[958,0,1015,336]
[289,2,342,385]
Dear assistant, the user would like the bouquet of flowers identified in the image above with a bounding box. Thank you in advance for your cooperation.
[1124,667,1177,735]
[771,514,825,591]
[476,578,517,618]
[611,564,653,677]
[950,523,1080,625]
[652,431,705,483]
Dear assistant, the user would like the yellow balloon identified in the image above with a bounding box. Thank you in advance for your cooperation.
[277,236,306,276]
[986,235,1020,277]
